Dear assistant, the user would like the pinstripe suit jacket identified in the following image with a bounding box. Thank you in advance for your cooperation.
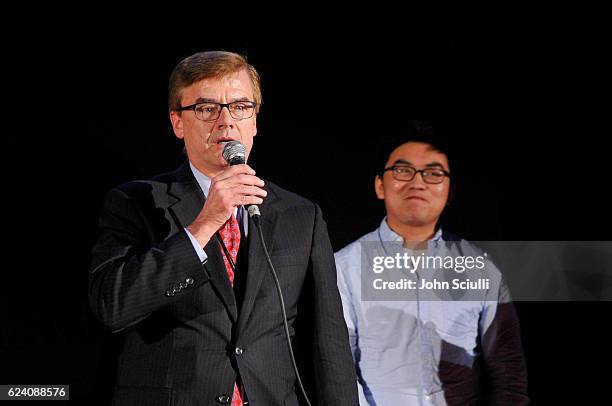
[89,162,358,406]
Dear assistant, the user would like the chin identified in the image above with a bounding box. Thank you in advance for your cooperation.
[402,209,427,221]
[403,213,435,227]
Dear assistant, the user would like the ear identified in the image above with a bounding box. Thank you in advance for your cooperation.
[375,175,385,200]
[169,111,184,139]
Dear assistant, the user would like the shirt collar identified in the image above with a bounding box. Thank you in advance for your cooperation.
[189,161,212,197]
[379,217,443,243]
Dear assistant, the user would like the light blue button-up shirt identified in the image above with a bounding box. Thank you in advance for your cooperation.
[335,218,505,406]
[184,162,248,263]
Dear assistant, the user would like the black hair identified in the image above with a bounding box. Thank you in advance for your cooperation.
[375,120,456,202]
[376,122,450,174]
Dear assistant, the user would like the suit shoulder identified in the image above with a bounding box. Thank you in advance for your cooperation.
[110,179,166,200]
[105,167,182,205]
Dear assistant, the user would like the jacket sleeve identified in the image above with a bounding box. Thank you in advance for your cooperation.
[479,280,529,405]
[88,187,210,333]
[309,204,359,405]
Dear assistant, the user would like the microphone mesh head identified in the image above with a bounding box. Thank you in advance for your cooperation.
[248,205,261,218]
[222,141,246,165]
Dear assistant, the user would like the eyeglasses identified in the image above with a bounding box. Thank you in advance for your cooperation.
[178,101,257,122]
[382,165,450,184]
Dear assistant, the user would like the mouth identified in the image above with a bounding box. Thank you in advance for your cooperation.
[405,196,428,202]
[214,137,236,145]
[211,129,241,145]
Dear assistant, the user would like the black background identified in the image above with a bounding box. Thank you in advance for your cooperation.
[2,14,610,404]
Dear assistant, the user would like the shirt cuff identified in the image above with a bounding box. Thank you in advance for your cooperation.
[184,228,208,263]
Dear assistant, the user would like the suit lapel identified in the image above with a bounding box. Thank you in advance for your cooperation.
[166,163,238,322]
[237,188,277,335]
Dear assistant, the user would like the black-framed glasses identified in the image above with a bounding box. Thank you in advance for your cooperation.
[178,101,257,122]
[382,165,450,184]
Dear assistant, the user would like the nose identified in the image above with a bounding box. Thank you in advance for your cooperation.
[215,106,235,129]
[408,172,427,190]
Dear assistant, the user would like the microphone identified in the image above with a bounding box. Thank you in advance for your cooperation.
[222,141,261,218]
[222,140,246,166]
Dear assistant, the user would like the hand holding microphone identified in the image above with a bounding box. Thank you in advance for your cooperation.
[222,141,262,218]
[186,141,266,246]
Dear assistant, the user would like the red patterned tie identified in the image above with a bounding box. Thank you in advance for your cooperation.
[219,213,244,406]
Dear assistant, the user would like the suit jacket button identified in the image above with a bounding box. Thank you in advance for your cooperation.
[185,277,194,285]
[216,394,230,404]
[235,347,243,356]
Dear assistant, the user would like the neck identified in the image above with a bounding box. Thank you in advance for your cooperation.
[191,160,226,179]
[386,218,437,247]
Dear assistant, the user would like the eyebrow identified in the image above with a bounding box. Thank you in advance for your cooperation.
[194,96,252,104]
[393,159,445,168]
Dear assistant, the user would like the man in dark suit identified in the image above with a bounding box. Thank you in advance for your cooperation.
[89,51,358,405]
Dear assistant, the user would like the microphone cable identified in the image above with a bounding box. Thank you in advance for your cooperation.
[251,211,313,406]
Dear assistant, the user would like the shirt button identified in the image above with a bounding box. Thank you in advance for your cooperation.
[235,347,243,356]
[216,394,230,404]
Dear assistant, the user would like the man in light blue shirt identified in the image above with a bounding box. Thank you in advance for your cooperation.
[335,127,528,405]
